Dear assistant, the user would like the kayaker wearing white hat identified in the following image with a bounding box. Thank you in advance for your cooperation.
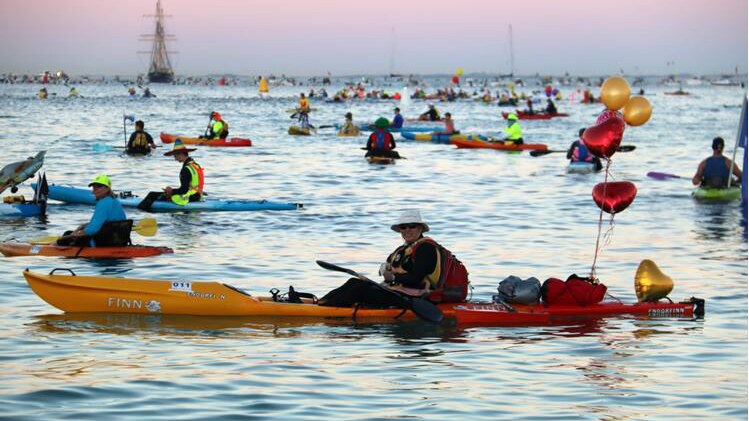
[319,211,441,308]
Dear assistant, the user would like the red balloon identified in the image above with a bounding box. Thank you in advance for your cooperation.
[582,115,625,158]
[595,109,623,125]
[452,76,460,84]
[592,181,637,214]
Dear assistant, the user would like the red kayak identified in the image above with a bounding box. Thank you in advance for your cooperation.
[0,242,173,258]
[502,111,569,120]
[454,298,704,325]
[160,133,252,147]
[450,138,548,151]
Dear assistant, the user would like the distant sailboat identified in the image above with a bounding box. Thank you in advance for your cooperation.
[500,25,514,79]
[140,0,176,83]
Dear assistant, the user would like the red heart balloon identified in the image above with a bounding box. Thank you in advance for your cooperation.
[596,110,623,125]
[592,181,637,214]
[582,116,625,158]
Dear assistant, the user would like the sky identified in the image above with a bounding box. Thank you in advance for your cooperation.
[0,0,746,77]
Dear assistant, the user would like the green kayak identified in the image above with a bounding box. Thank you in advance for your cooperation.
[692,186,741,201]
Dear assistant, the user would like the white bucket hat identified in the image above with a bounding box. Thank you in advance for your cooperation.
[391,210,430,233]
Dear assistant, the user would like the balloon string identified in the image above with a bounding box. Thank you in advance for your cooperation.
[590,158,613,279]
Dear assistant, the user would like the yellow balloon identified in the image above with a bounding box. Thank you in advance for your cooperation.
[455,68,464,76]
[600,77,631,111]
[623,96,652,126]
[634,259,674,302]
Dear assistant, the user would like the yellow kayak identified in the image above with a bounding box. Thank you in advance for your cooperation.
[23,270,454,319]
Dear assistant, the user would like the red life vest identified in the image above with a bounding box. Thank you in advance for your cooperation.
[409,238,470,303]
[369,130,394,151]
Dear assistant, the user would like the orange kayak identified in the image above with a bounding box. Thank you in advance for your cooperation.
[450,138,548,151]
[0,242,173,258]
[160,133,252,147]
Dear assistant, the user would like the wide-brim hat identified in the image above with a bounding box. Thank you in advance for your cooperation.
[391,211,430,233]
[164,139,197,156]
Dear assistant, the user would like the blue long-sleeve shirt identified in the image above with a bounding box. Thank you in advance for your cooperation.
[392,114,404,129]
[84,196,127,236]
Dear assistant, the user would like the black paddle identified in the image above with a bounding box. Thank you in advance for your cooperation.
[530,145,636,157]
[316,260,443,323]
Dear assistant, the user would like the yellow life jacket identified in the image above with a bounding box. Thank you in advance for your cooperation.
[171,161,204,205]
[386,237,442,290]
[132,132,149,149]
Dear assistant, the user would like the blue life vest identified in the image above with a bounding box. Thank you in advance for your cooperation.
[375,132,386,149]
[702,156,729,187]
[573,141,593,162]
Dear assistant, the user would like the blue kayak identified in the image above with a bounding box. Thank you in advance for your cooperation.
[0,202,43,217]
[566,162,598,174]
[36,184,302,212]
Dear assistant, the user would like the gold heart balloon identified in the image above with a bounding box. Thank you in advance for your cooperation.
[634,259,674,302]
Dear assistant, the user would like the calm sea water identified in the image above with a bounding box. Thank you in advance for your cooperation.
[0,80,746,420]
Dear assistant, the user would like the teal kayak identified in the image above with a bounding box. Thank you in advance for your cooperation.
[692,186,741,201]
[36,184,302,212]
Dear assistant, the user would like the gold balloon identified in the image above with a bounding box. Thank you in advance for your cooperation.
[600,77,631,111]
[634,259,674,302]
[623,96,652,126]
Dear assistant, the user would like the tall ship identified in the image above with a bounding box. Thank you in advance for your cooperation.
[140,0,175,83]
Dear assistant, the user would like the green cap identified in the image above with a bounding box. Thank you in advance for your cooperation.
[507,113,519,121]
[374,117,390,129]
[88,174,111,188]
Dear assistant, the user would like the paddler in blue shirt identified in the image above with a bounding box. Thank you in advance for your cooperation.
[692,137,742,188]
[567,128,602,171]
[391,107,404,129]
[56,175,130,247]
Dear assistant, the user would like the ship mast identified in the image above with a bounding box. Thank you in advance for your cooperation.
[139,0,176,83]
[508,24,514,78]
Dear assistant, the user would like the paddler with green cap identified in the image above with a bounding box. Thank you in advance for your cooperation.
[501,113,524,145]
[365,117,399,158]
[56,174,130,247]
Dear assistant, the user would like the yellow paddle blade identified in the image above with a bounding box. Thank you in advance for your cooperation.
[133,218,157,237]
[28,218,157,244]
[29,236,60,245]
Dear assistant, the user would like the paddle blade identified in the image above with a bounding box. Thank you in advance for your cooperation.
[29,236,60,245]
[530,150,558,157]
[647,171,683,180]
[133,218,158,236]
[409,297,444,323]
[316,260,363,279]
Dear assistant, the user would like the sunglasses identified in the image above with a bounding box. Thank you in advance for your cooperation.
[398,224,421,230]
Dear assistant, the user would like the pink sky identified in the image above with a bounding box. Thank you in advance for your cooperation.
[0,0,746,76]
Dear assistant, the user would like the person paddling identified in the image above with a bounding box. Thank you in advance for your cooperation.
[692,137,742,188]
[545,98,558,114]
[391,107,404,129]
[126,120,157,155]
[163,141,204,205]
[56,175,130,247]
[137,140,205,210]
[338,112,360,136]
[365,118,399,158]
[319,211,441,307]
[567,128,602,171]
[434,112,457,135]
[204,112,229,139]
[498,113,523,144]
[419,104,441,121]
